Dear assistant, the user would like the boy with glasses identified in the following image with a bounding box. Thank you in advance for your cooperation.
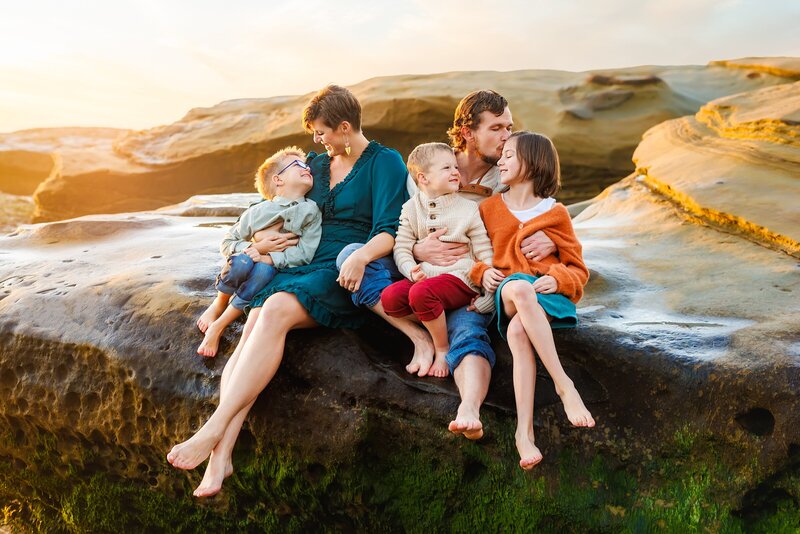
[196,146,322,357]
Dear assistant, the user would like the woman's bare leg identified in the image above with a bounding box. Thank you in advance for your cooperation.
[168,292,317,470]
[193,308,260,497]
[502,281,594,428]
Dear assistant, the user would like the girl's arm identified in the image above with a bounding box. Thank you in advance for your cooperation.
[541,206,589,302]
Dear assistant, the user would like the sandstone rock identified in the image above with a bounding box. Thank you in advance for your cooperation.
[633,81,800,257]
[3,59,792,222]
[0,192,34,234]
[710,57,800,79]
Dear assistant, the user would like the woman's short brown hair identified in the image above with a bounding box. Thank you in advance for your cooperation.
[254,146,306,199]
[509,131,561,198]
[447,90,508,151]
[302,84,362,133]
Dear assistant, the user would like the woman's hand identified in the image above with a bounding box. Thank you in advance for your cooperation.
[412,227,468,266]
[521,231,556,261]
[252,222,299,254]
[337,248,369,292]
[531,275,557,294]
[482,268,505,292]
[411,264,427,283]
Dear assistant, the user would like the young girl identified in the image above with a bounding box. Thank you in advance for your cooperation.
[473,131,594,470]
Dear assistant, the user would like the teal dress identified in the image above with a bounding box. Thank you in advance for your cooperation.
[248,141,409,328]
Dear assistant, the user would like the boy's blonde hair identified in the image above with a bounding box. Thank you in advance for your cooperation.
[254,146,307,199]
[406,142,454,184]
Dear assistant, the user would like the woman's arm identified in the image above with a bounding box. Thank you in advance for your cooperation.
[337,232,394,292]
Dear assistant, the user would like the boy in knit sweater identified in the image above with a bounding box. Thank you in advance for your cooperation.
[196,146,322,357]
[381,143,495,378]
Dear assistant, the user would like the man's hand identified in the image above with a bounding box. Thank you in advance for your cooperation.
[252,222,299,254]
[337,248,368,293]
[531,275,557,294]
[411,264,427,283]
[481,268,505,292]
[521,231,556,262]
[412,227,469,266]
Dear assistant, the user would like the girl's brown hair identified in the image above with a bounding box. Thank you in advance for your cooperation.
[509,131,561,198]
[302,84,362,133]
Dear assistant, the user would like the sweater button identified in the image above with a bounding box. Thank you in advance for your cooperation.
[429,228,437,233]
[518,223,523,229]
[429,202,436,208]
[430,214,437,220]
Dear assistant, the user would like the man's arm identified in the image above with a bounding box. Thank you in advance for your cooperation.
[520,231,556,262]
[411,227,469,266]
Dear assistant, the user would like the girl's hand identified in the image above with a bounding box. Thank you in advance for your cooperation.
[532,275,557,294]
[337,249,368,292]
[411,264,427,282]
[482,268,505,292]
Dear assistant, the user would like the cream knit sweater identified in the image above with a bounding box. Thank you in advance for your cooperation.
[393,190,495,314]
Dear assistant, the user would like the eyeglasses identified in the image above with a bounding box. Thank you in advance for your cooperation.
[276,159,311,176]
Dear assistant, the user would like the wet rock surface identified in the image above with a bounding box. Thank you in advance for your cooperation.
[0,58,796,222]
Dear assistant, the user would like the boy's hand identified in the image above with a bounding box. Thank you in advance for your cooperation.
[413,227,468,266]
[259,253,274,266]
[531,275,557,294]
[521,231,556,262]
[252,222,299,253]
[411,265,427,282]
[482,268,505,292]
[243,247,261,261]
[337,249,368,292]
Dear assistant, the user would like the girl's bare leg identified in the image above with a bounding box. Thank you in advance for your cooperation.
[168,292,317,470]
[193,309,259,497]
[502,281,595,428]
[369,301,434,377]
[504,313,543,470]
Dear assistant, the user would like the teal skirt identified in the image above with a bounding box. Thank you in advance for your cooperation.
[495,273,577,339]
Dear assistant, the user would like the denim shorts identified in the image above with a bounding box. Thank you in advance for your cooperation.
[335,243,403,308]
[215,253,277,310]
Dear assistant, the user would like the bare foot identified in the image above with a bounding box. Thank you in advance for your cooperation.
[428,349,450,378]
[197,299,227,333]
[167,427,221,470]
[448,403,483,440]
[197,322,224,358]
[558,386,595,428]
[405,333,435,377]
[193,451,234,498]
[516,432,543,471]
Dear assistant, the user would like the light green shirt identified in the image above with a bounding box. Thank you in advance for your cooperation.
[220,196,322,270]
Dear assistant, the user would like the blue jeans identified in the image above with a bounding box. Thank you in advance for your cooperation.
[445,305,496,374]
[337,243,495,374]
[215,253,277,310]
[336,243,402,308]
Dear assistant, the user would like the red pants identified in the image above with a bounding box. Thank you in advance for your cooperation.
[381,274,478,322]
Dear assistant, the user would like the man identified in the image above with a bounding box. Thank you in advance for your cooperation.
[412,90,556,439]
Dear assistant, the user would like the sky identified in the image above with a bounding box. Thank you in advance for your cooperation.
[1,0,798,133]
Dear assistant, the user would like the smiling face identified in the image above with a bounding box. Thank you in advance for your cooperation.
[466,107,513,164]
[497,137,524,186]
[418,149,461,198]
[310,118,349,157]
[273,156,314,198]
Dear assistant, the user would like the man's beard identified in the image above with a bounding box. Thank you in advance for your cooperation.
[474,143,499,166]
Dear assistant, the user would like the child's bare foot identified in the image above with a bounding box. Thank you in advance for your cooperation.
[167,427,221,470]
[516,432,543,470]
[428,349,449,378]
[558,386,595,427]
[448,403,483,440]
[405,332,435,377]
[193,451,234,498]
[197,322,224,358]
[197,299,226,333]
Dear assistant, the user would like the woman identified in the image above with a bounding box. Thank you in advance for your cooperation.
[167,85,409,497]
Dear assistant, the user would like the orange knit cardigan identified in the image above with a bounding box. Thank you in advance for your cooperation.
[469,195,589,303]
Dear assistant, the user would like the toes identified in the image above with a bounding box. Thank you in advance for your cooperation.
[406,362,420,374]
